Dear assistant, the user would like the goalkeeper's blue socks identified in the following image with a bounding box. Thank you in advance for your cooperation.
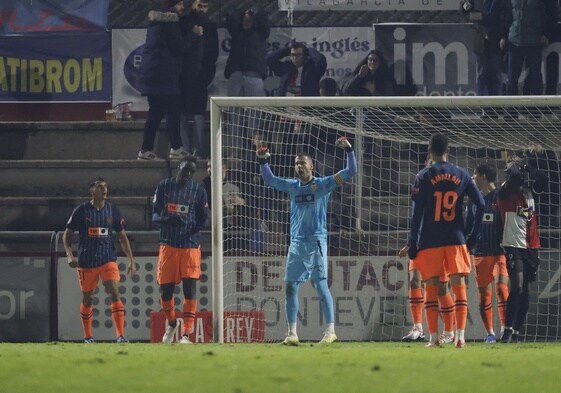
[314,278,335,324]
[285,282,300,324]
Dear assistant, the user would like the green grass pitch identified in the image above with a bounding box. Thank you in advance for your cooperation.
[1,341,560,393]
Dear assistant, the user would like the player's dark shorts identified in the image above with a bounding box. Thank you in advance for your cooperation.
[504,247,540,283]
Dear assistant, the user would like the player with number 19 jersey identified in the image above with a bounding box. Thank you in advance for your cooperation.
[409,161,484,251]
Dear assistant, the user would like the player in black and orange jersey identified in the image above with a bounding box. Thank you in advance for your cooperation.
[497,151,546,343]
[400,156,456,345]
[466,162,509,343]
[63,177,136,343]
[402,133,485,348]
[152,156,210,344]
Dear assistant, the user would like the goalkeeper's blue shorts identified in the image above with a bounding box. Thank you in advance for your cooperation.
[284,239,328,283]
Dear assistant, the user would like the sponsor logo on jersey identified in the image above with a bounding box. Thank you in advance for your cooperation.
[516,206,535,221]
[168,203,189,215]
[295,194,315,204]
[88,227,109,237]
[483,213,494,222]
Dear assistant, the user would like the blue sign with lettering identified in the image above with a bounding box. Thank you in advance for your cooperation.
[0,33,111,102]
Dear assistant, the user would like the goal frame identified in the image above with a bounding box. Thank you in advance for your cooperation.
[209,95,561,343]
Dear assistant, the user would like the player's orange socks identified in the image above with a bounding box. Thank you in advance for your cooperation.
[161,298,176,325]
[496,282,509,327]
[80,303,93,339]
[182,299,197,335]
[409,287,424,325]
[452,284,468,331]
[479,288,493,332]
[111,300,125,337]
[424,284,439,334]
[438,292,455,333]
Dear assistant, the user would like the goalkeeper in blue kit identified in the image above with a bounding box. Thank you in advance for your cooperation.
[257,136,357,345]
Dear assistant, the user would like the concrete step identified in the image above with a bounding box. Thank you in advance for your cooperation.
[0,121,173,160]
[0,196,152,231]
[0,160,172,197]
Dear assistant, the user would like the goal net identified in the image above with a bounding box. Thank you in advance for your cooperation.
[209,96,561,343]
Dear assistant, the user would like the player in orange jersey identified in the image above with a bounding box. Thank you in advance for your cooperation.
[402,134,484,348]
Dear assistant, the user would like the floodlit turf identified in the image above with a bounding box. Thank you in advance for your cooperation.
[1,341,560,393]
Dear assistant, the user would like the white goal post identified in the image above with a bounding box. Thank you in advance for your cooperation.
[209,95,561,344]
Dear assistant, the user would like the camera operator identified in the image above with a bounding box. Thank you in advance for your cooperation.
[497,148,547,343]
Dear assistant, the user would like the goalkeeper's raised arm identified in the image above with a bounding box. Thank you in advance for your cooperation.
[333,136,357,184]
[257,136,357,188]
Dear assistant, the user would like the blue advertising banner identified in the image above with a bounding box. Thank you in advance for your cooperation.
[0,32,111,102]
[0,0,108,35]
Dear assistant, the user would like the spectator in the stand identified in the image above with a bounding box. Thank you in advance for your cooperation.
[474,0,507,100]
[342,50,396,96]
[179,0,218,159]
[319,77,339,97]
[223,7,269,157]
[267,41,327,177]
[500,0,557,96]
[202,159,246,229]
[137,0,188,161]
[224,7,269,98]
[267,40,327,97]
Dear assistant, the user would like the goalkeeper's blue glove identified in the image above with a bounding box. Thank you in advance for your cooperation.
[335,136,353,152]
[407,244,418,260]
[256,146,271,164]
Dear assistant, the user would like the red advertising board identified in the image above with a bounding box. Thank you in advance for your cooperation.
[150,311,265,343]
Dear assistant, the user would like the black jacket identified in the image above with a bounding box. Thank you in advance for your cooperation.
[138,11,183,96]
[224,9,270,80]
[267,46,327,96]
